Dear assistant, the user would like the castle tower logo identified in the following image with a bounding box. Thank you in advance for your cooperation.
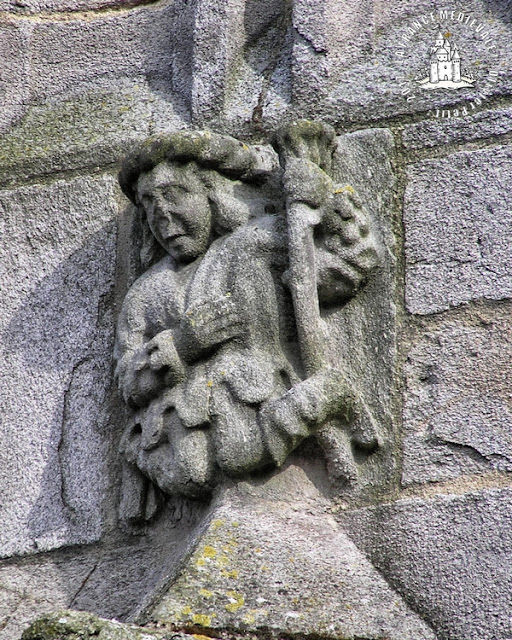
[416,30,475,90]
[397,10,502,119]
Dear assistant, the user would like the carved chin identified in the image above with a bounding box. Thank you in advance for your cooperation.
[164,237,203,262]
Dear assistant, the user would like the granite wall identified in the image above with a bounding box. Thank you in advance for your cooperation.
[1,1,512,638]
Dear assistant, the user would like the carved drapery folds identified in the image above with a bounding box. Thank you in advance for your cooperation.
[115,121,381,522]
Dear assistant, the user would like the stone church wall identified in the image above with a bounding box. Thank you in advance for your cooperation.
[1,1,512,639]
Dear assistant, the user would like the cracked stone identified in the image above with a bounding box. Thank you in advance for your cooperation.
[0,174,119,558]
[402,306,512,485]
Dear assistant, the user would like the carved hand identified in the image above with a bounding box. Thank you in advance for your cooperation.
[146,330,183,373]
[282,157,333,211]
[179,295,247,361]
[119,332,185,407]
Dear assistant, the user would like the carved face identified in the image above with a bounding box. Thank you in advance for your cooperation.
[137,163,212,263]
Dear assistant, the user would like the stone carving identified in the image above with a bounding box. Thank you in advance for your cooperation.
[115,121,381,522]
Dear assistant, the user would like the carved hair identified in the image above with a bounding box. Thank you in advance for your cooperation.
[119,130,278,203]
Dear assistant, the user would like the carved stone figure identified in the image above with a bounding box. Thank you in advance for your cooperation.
[116,122,381,522]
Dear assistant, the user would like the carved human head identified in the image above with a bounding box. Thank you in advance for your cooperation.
[119,131,278,263]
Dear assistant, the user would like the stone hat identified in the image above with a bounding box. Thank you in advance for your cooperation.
[119,129,278,202]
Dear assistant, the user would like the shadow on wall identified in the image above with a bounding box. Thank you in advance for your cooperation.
[3,224,119,554]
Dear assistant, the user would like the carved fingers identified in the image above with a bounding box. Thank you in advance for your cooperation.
[120,332,185,407]
[282,157,334,210]
[276,120,337,172]
[146,330,183,373]
[179,295,247,361]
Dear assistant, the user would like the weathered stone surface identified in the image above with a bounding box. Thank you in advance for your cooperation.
[25,4,173,103]
[0,81,186,188]
[317,1,512,127]
[0,557,96,640]
[404,145,512,314]
[402,306,512,486]
[341,487,512,640]
[0,175,118,558]
[186,0,293,130]
[0,0,155,12]
[329,128,399,496]
[402,106,512,150]
[0,21,30,134]
[291,0,373,109]
[22,610,197,640]
[145,463,436,640]
[0,500,208,639]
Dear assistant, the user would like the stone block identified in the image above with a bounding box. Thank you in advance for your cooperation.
[402,106,512,150]
[328,128,399,495]
[0,557,96,640]
[28,4,174,102]
[316,0,512,126]
[341,487,512,640]
[0,81,187,188]
[0,174,119,558]
[0,22,30,133]
[145,463,436,640]
[0,501,208,640]
[291,0,373,109]
[404,145,512,314]
[402,307,512,486]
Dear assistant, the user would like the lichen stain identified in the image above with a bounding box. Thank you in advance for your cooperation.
[225,590,245,612]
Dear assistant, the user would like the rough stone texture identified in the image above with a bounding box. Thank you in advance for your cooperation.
[113,124,396,514]
[404,144,512,314]
[0,81,186,188]
[0,501,208,639]
[145,463,436,640]
[28,6,173,103]
[341,487,512,640]
[0,21,30,134]
[0,175,118,558]
[180,0,512,132]
[0,0,512,638]
[22,610,199,640]
[0,3,188,184]
[314,1,512,127]
[328,128,399,497]
[0,557,97,640]
[402,106,512,150]
[402,306,512,486]
[0,0,156,12]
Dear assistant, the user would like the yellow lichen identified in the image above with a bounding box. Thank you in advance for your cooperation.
[199,588,213,598]
[181,606,193,616]
[202,546,216,558]
[242,613,256,624]
[212,519,225,530]
[333,185,355,195]
[225,591,245,613]
[216,555,230,568]
[192,614,213,626]
[221,569,239,579]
